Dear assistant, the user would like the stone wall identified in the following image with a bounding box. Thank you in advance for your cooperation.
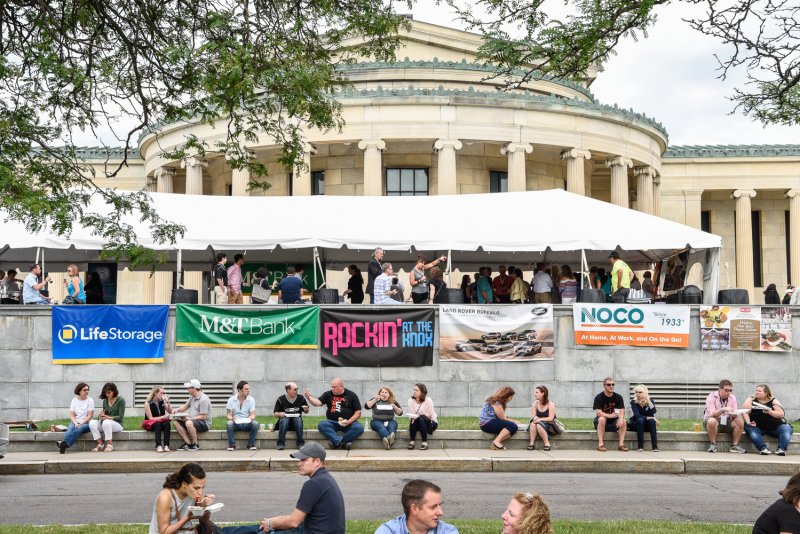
[1,306,797,422]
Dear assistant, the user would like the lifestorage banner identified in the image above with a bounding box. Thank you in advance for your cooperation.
[52,305,169,364]
[319,308,435,367]
[573,304,690,348]
[176,305,319,348]
[700,305,793,352]
[439,304,554,361]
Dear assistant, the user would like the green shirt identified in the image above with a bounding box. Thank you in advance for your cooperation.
[102,396,126,423]
[611,260,632,292]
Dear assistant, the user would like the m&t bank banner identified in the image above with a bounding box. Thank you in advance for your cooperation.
[52,305,169,364]
[573,304,690,348]
[320,308,435,367]
[176,305,319,349]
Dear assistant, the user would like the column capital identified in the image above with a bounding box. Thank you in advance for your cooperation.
[181,156,207,169]
[560,148,590,160]
[300,142,318,155]
[731,189,756,200]
[652,176,661,187]
[154,167,176,179]
[786,189,800,199]
[683,189,704,200]
[605,157,633,169]
[633,165,659,178]
[501,142,532,156]
[434,139,463,152]
[358,139,385,151]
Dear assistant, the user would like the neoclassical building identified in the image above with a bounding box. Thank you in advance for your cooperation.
[59,21,800,304]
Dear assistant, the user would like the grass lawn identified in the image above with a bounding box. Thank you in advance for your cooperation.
[22,416,702,432]
[0,520,753,533]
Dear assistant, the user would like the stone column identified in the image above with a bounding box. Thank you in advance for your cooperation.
[561,148,591,196]
[683,189,704,229]
[732,189,757,299]
[606,157,632,208]
[292,144,317,196]
[358,139,386,196]
[634,166,657,215]
[146,175,158,193]
[787,190,800,285]
[434,139,463,195]
[155,167,175,194]
[652,176,662,217]
[231,167,249,196]
[181,156,207,195]
[501,143,533,193]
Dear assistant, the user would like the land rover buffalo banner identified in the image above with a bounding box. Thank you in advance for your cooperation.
[439,304,554,361]
[319,308,435,367]
[176,305,319,349]
[52,305,169,364]
[700,305,793,352]
[573,304,690,348]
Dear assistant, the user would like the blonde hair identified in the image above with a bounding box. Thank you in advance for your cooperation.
[377,385,397,404]
[146,385,163,402]
[67,264,79,276]
[513,492,553,534]
[634,384,650,407]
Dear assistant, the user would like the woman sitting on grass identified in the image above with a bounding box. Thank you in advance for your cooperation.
[479,386,519,450]
[501,491,553,534]
[753,471,800,533]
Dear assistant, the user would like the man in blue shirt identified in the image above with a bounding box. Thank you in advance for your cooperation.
[375,479,459,534]
[22,264,51,304]
[279,266,304,303]
[225,380,258,451]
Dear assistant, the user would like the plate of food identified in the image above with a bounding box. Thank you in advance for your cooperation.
[188,502,224,514]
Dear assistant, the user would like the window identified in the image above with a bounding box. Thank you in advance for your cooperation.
[288,173,293,196]
[786,210,792,284]
[312,171,324,195]
[489,171,508,193]
[701,211,711,233]
[386,168,428,196]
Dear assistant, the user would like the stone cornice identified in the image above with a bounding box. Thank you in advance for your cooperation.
[64,146,143,161]
[664,145,800,158]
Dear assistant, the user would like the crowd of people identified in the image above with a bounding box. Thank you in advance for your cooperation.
[0,263,104,305]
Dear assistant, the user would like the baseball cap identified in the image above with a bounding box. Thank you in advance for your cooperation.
[290,441,326,461]
[608,251,620,260]
[183,379,202,389]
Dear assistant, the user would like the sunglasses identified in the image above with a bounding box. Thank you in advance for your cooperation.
[723,388,733,392]
[605,383,615,387]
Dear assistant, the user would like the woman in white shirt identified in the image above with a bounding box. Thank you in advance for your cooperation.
[407,383,438,451]
[58,382,94,454]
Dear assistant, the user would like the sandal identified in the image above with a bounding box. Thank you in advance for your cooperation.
[490,441,507,451]
[407,442,415,450]
[420,443,429,451]
[104,444,114,452]
[527,444,535,450]
[543,445,551,451]
[91,444,105,452]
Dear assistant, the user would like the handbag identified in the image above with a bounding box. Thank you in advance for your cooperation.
[251,279,272,304]
[551,418,566,435]
[141,418,158,431]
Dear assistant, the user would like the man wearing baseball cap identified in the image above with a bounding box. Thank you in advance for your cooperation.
[260,442,345,534]
[172,379,213,451]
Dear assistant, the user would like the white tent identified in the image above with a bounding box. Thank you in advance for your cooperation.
[0,189,722,300]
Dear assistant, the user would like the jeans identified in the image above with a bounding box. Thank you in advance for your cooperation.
[612,288,630,303]
[226,421,259,447]
[317,419,364,447]
[632,416,658,449]
[223,527,302,534]
[480,418,518,436]
[744,423,793,451]
[370,418,398,439]
[64,422,91,447]
[277,417,305,448]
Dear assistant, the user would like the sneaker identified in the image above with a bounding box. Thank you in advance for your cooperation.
[249,445,258,451]
[179,443,191,451]
[707,443,717,453]
[636,448,644,452]
[760,448,772,455]
[341,441,352,451]
[383,436,391,450]
[58,440,68,454]
[187,443,200,451]
[389,432,396,446]
[276,445,285,451]
[226,446,235,451]
[729,444,747,454]
[653,448,660,452]
[777,448,787,456]
[156,446,164,453]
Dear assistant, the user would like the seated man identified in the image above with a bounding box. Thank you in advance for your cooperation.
[704,379,746,453]
[304,377,364,450]
[593,377,628,451]
[225,380,258,451]
[274,382,309,450]
[173,378,212,451]
[279,266,305,304]
[22,264,51,305]
[375,479,459,534]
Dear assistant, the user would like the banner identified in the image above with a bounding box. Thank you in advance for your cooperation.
[439,304,554,361]
[700,305,793,352]
[319,308,435,367]
[573,304,690,348]
[240,264,313,294]
[176,305,319,349]
[52,305,168,364]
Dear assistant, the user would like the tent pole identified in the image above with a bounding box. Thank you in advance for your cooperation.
[313,248,317,289]
[446,249,452,288]
[177,249,183,289]
[313,247,327,289]
[581,249,588,289]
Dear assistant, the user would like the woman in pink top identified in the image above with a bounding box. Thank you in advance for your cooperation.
[407,383,438,451]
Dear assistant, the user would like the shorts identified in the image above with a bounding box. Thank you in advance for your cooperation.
[177,419,210,433]
[703,417,736,433]
[594,416,622,433]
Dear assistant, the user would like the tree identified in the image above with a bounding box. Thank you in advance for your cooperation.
[445,0,800,126]
[0,0,410,264]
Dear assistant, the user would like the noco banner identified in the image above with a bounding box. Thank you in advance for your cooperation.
[52,305,169,364]
[573,303,690,348]
[176,305,319,349]
[319,308,435,367]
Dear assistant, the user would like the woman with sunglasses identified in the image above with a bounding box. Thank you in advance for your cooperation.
[57,382,94,454]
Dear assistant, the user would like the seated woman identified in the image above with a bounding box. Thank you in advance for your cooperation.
[743,384,793,455]
[501,491,553,534]
[144,385,174,453]
[753,472,800,534]
[364,385,403,449]
[63,264,86,304]
[88,382,126,452]
[528,385,556,451]
[57,382,94,454]
[479,386,519,450]
[407,383,438,451]
[630,384,659,451]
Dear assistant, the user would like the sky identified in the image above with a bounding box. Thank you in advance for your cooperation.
[409,2,800,146]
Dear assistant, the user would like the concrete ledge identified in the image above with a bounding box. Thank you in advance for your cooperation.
[0,462,46,475]
[684,458,800,476]
[492,457,685,474]
[271,457,494,472]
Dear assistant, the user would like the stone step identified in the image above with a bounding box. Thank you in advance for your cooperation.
[9,428,796,453]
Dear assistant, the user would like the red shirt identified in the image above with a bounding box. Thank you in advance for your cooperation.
[492,274,513,296]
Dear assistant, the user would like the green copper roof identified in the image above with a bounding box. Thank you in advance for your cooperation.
[337,58,596,101]
[664,145,800,158]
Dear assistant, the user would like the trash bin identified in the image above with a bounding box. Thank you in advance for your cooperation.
[718,288,749,304]
[312,289,339,304]
[578,288,606,303]
[683,285,703,304]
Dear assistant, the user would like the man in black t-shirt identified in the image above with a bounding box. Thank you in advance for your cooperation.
[260,442,346,534]
[592,377,628,452]
[213,253,228,304]
[304,377,364,450]
[274,382,310,450]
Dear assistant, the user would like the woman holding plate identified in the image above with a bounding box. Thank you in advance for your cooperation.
[743,384,793,456]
